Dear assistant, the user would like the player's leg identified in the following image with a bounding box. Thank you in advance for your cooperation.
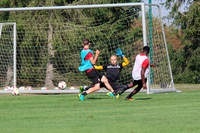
[79,70,99,92]
[125,82,142,100]
[108,83,124,99]
[105,82,118,96]
[79,83,100,101]
[85,83,100,94]
[80,85,93,93]
[79,69,101,101]
[101,76,115,96]
[125,79,147,100]
[101,76,114,92]
[115,81,137,95]
[114,84,129,95]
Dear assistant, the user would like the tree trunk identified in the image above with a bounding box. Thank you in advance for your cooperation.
[44,13,54,88]
[5,66,13,86]
[45,61,54,88]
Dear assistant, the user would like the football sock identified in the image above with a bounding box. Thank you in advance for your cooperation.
[112,90,118,96]
[83,85,93,91]
[126,92,135,99]
[82,92,87,96]
[84,86,90,91]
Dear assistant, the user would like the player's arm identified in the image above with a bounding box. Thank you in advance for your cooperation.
[122,56,129,67]
[115,48,129,67]
[141,67,147,89]
[94,65,103,70]
[90,50,100,65]
[141,59,149,89]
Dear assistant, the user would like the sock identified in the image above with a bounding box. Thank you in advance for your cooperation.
[85,85,93,91]
[126,92,134,99]
[81,92,87,96]
[112,90,118,96]
[85,87,89,91]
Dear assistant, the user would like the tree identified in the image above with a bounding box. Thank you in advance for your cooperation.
[165,0,200,83]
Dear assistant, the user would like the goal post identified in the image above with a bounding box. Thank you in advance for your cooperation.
[0,3,177,93]
[0,23,16,88]
[145,4,176,93]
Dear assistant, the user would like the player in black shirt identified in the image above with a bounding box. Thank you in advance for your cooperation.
[80,49,129,96]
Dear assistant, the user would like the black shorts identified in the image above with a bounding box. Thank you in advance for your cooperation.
[86,69,102,85]
[132,78,147,88]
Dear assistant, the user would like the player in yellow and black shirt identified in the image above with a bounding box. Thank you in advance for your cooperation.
[80,48,129,96]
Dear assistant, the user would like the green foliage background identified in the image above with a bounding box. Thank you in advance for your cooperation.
[166,1,200,83]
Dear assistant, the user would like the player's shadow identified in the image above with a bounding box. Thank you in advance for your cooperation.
[135,97,152,100]
[87,97,110,100]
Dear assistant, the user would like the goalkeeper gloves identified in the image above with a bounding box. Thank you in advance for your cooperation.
[115,48,125,58]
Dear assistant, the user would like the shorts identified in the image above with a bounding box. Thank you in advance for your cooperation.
[132,78,147,88]
[86,69,102,85]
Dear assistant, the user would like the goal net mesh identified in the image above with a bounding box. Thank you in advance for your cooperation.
[0,3,175,93]
[0,24,14,87]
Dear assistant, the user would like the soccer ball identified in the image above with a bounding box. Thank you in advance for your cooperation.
[12,87,19,96]
[58,81,66,90]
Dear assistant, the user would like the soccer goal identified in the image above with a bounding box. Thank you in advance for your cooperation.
[0,3,178,94]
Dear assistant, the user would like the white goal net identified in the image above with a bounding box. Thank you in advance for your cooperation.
[0,3,177,93]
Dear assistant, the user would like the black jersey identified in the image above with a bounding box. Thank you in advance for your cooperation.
[103,63,123,82]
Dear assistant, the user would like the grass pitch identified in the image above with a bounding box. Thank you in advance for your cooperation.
[0,90,200,133]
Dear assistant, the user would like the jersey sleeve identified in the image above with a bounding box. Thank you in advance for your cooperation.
[142,59,149,68]
[84,52,93,60]
[94,65,103,70]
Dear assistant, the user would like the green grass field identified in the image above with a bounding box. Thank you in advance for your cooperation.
[0,89,200,133]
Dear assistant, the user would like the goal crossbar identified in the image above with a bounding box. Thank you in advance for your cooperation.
[0,3,144,11]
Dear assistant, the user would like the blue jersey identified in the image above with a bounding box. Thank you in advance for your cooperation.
[79,49,94,71]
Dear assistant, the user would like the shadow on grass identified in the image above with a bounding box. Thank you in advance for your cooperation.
[87,97,110,100]
[135,97,152,100]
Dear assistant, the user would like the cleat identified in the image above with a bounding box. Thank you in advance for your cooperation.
[126,98,135,101]
[116,94,120,99]
[106,92,110,96]
[107,92,114,97]
[79,94,85,101]
[80,86,85,93]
